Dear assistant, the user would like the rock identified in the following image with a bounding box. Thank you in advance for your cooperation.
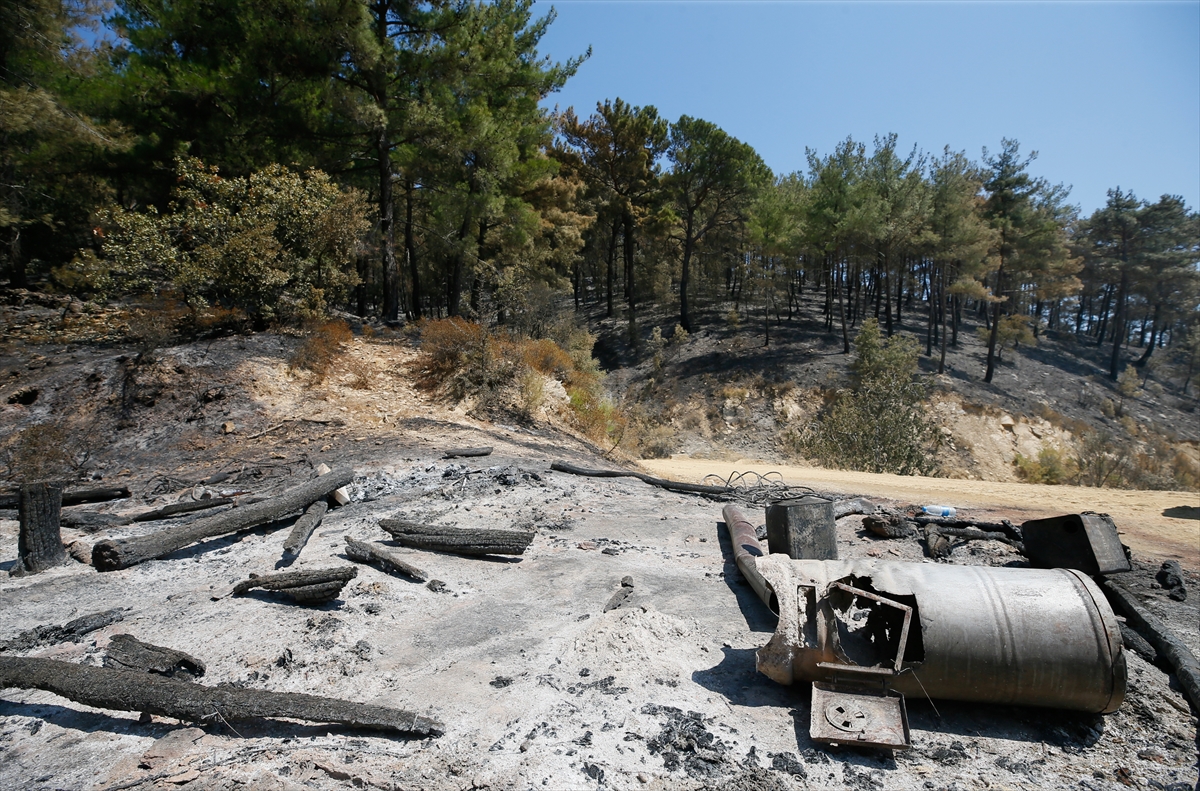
[1156,561,1187,601]
[221,422,236,434]
[1000,415,1015,431]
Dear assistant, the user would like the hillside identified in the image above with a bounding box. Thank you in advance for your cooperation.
[586,291,1199,490]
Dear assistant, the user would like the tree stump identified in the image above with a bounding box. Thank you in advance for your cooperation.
[13,483,67,576]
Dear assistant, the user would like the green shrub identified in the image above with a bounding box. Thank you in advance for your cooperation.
[61,157,369,325]
[802,319,939,475]
[1015,447,1071,484]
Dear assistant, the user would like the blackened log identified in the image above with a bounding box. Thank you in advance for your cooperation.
[833,498,877,519]
[344,536,428,582]
[92,468,354,571]
[549,461,733,497]
[379,519,534,556]
[0,656,443,736]
[104,634,206,680]
[13,482,67,576]
[61,511,132,531]
[442,447,493,459]
[232,566,358,596]
[1100,578,1200,713]
[923,525,950,559]
[913,516,1022,542]
[0,608,126,653]
[937,526,1022,550]
[285,581,348,603]
[0,486,130,510]
[281,501,329,559]
[132,498,233,522]
[863,514,912,539]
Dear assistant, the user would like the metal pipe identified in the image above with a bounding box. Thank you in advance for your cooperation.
[721,504,776,612]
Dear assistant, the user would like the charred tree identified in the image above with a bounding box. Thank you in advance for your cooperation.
[13,482,67,576]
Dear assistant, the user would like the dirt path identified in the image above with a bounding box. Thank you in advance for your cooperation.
[641,458,1200,568]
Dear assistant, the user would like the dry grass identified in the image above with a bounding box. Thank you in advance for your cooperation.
[289,320,353,384]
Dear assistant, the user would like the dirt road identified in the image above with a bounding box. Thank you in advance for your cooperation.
[642,458,1200,568]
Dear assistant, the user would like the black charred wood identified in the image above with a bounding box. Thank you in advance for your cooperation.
[0,656,443,736]
[13,482,66,576]
[379,519,534,557]
[104,634,206,680]
[442,447,493,459]
[281,501,329,559]
[132,498,233,522]
[92,468,354,571]
[344,536,428,582]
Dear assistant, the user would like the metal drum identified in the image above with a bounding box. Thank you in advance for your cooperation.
[756,556,1126,714]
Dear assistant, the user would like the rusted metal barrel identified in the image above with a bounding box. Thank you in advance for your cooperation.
[756,556,1126,714]
[721,504,775,611]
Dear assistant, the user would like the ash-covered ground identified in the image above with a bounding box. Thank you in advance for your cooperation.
[0,447,1197,791]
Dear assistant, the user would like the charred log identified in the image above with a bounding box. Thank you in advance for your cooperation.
[550,461,732,497]
[0,486,130,510]
[0,608,126,653]
[0,656,443,736]
[1100,578,1200,713]
[232,566,357,604]
[92,468,354,571]
[344,536,428,582]
[379,519,533,557]
[104,635,206,680]
[132,498,233,523]
[281,501,329,559]
[442,447,493,459]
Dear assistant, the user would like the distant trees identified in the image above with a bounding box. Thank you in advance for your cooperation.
[665,116,770,332]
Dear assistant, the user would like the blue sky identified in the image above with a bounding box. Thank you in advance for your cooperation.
[536,1,1200,216]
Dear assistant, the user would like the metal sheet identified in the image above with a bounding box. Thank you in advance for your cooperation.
[1022,512,1131,575]
[809,683,910,750]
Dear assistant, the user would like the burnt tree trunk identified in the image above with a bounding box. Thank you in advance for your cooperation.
[0,656,443,736]
[92,469,354,571]
[13,483,66,576]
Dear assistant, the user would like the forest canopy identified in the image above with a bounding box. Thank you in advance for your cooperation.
[2,0,1198,385]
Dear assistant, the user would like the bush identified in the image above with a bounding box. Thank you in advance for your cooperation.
[62,157,370,325]
[415,318,619,441]
[289,320,353,384]
[1,419,93,481]
[1015,447,1072,484]
[802,319,939,475]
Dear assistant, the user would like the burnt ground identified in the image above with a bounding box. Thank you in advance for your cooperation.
[0,297,1196,790]
[0,450,1197,791]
